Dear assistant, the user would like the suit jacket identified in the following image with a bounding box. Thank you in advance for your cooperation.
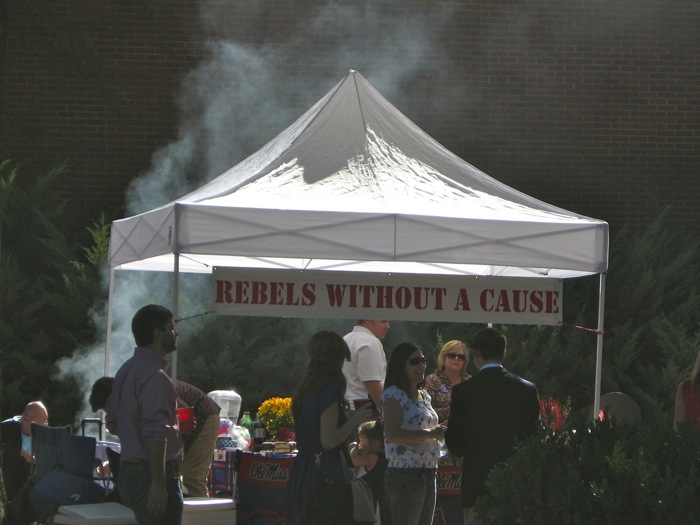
[0,419,31,501]
[445,366,540,508]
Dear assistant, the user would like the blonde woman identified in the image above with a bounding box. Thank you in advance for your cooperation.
[425,340,470,425]
[424,340,470,467]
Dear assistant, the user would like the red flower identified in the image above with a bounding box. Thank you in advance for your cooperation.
[540,396,566,431]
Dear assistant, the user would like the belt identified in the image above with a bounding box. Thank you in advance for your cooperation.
[121,459,181,467]
[387,467,437,473]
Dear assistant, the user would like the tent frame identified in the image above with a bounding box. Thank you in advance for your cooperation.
[103,70,609,419]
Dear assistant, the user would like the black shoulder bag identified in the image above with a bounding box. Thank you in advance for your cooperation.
[297,394,375,525]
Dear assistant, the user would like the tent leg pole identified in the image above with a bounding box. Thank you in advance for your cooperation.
[102,267,116,441]
[172,253,180,380]
[593,273,606,420]
[104,267,115,378]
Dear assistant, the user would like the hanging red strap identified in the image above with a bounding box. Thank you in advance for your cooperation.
[682,379,700,428]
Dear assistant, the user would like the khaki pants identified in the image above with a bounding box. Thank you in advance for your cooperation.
[181,414,220,497]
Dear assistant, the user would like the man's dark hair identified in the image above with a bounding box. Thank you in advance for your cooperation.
[471,327,507,361]
[89,377,114,412]
[131,304,172,347]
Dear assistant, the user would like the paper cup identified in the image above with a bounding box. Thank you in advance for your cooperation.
[177,407,195,432]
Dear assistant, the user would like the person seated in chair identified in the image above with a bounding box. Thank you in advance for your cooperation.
[1,401,49,523]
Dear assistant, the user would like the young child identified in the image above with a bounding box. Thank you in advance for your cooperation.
[349,419,391,525]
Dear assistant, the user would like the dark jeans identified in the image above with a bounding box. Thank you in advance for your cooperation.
[119,461,183,525]
[385,467,437,525]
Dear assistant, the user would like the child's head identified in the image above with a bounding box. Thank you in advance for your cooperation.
[358,419,385,451]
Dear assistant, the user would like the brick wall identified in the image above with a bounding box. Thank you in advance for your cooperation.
[1,0,206,239]
[2,0,698,240]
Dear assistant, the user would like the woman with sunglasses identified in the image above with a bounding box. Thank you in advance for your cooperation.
[381,342,446,525]
[425,340,470,467]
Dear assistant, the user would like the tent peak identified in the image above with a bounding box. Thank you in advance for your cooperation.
[110,71,608,278]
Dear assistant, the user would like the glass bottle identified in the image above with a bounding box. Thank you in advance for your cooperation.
[253,413,266,453]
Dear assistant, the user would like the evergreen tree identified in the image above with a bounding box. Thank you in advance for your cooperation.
[496,210,700,427]
[0,161,107,425]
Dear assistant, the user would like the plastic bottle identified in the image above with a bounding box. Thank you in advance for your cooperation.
[239,411,254,450]
[253,413,266,453]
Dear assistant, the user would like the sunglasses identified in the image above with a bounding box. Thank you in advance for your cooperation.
[408,356,427,366]
[445,352,466,361]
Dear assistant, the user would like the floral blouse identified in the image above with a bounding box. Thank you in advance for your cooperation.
[381,386,440,469]
[424,369,466,425]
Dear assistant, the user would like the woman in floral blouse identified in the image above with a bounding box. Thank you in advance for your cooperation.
[425,340,470,467]
[381,342,446,525]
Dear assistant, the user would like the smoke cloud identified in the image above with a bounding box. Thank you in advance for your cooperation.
[126,2,454,214]
[58,1,458,431]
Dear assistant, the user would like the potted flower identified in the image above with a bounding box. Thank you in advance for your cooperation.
[257,396,294,441]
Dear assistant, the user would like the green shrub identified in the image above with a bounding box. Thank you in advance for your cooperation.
[477,422,700,524]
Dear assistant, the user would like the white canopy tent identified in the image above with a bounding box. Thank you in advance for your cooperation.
[107,70,609,413]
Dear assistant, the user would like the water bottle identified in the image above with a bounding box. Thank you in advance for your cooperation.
[253,413,266,452]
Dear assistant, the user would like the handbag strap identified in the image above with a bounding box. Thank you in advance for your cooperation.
[339,439,354,471]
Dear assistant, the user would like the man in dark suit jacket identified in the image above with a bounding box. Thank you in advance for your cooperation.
[445,328,540,525]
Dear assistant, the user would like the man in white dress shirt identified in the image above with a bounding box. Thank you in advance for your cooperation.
[342,320,390,411]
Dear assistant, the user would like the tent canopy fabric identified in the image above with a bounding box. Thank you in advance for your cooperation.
[109,70,608,278]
